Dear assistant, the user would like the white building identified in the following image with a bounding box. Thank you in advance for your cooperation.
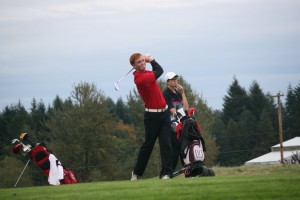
[245,137,300,165]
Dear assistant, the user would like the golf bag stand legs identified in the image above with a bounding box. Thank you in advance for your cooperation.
[172,165,190,178]
[14,159,30,188]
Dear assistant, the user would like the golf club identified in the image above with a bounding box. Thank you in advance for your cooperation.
[14,159,30,188]
[114,68,134,91]
[172,165,189,178]
[12,139,20,144]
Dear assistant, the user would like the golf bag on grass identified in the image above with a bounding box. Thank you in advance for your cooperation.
[173,108,215,178]
[11,133,77,185]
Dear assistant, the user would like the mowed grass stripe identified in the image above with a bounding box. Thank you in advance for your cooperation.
[1,165,299,200]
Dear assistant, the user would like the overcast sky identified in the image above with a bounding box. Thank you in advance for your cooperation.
[0,0,299,111]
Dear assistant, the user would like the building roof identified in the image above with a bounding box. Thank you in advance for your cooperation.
[272,137,300,148]
[245,151,295,165]
[245,137,300,165]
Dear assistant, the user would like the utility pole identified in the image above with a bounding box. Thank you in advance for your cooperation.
[272,92,284,164]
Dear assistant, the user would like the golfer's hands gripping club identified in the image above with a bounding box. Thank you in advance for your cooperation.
[144,53,154,63]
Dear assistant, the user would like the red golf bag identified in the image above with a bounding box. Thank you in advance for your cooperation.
[12,133,77,185]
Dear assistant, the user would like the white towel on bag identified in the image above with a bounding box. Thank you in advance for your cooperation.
[48,154,64,185]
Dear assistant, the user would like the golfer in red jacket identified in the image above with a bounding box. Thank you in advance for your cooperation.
[130,53,173,180]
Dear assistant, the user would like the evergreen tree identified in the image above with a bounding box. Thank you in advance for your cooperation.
[247,81,278,158]
[222,77,249,124]
[218,78,280,166]
[211,117,226,165]
[237,110,257,163]
[0,113,6,158]
[114,98,130,124]
[220,118,239,166]
[220,78,250,166]
[126,89,144,127]
[248,81,268,120]
[0,102,29,158]
[292,83,300,136]
[285,82,300,139]
[254,107,276,157]
[52,95,64,111]
[29,99,49,142]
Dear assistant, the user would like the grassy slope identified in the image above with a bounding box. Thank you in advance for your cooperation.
[1,165,299,200]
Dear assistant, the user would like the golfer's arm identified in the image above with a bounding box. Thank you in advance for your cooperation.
[150,60,163,79]
[182,92,189,111]
[164,92,175,114]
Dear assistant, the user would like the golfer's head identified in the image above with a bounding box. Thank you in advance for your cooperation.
[165,72,179,82]
[130,53,146,72]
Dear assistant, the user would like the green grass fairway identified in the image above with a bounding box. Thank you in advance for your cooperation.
[1,165,299,200]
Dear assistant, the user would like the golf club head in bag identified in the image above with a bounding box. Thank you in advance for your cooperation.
[12,143,23,154]
[12,138,20,144]
[20,132,36,146]
[11,138,32,155]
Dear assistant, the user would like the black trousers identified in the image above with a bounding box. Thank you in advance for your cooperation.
[171,129,181,171]
[133,110,173,177]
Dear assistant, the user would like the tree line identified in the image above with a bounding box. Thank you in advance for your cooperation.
[0,78,299,188]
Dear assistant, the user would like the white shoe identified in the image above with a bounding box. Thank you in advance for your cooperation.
[161,175,170,180]
[131,171,138,181]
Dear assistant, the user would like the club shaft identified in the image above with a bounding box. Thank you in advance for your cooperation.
[173,167,186,177]
[116,68,134,83]
[14,159,30,188]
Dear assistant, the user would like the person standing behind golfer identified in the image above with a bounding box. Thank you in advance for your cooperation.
[130,53,173,180]
[163,72,189,171]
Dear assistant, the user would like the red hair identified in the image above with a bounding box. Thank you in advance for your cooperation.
[129,53,142,66]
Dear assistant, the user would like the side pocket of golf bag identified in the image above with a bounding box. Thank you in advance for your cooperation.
[183,140,205,177]
[60,169,77,184]
[183,139,205,166]
[30,145,51,176]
